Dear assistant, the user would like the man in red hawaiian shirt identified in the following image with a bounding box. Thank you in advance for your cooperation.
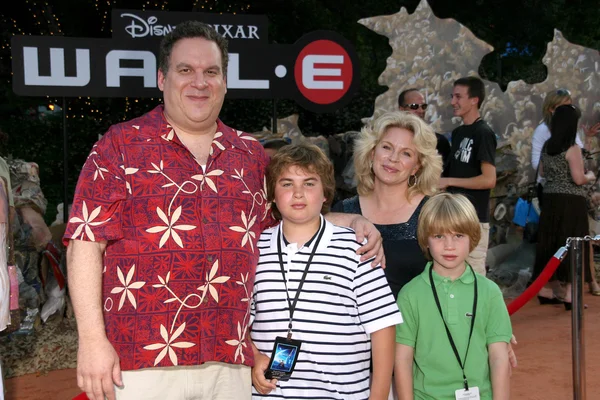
[65,22,383,400]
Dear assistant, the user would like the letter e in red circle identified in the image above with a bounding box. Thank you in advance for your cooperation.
[294,40,353,105]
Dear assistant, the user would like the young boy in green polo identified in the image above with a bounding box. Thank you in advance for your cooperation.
[394,193,512,400]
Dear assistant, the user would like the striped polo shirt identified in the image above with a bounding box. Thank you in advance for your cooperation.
[250,217,403,399]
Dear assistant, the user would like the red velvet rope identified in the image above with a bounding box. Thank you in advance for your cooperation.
[506,246,568,315]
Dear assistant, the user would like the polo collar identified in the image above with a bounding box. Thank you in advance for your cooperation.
[269,215,333,254]
[421,261,476,287]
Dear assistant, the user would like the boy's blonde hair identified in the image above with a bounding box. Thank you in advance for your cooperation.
[266,143,335,220]
[417,193,481,259]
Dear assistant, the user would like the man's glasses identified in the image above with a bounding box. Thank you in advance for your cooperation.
[403,103,428,111]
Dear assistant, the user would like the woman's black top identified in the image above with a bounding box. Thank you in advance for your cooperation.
[331,195,429,300]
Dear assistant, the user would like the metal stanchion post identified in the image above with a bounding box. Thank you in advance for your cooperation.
[570,237,586,400]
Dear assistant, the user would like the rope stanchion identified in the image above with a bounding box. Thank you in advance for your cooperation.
[506,245,567,315]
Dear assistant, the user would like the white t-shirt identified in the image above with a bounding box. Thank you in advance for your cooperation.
[250,217,402,399]
[531,122,584,183]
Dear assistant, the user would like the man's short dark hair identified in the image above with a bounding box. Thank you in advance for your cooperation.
[454,77,485,109]
[159,21,229,77]
[398,88,420,108]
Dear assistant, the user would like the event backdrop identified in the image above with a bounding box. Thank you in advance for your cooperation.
[360,0,600,190]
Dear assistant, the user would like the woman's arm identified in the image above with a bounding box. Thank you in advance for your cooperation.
[566,145,595,185]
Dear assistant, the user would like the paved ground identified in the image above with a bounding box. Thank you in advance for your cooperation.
[4,293,600,399]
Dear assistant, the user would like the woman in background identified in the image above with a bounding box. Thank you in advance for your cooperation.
[531,89,580,176]
[532,89,600,198]
[533,105,599,309]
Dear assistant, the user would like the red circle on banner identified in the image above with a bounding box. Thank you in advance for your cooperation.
[294,40,353,105]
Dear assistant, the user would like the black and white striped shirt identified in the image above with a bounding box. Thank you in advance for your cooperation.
[250,217,403,399]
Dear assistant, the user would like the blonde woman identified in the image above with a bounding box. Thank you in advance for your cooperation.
[531,89,600,177]
[332,111,442,299]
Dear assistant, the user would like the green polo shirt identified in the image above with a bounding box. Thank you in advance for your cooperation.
[396,262,512,400]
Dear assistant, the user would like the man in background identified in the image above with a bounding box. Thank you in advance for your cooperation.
[398,88,451,164]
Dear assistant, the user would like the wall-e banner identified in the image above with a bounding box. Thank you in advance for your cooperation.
[11,10,359,113]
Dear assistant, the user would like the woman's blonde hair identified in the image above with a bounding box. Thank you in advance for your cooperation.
[542,89,572,126]
[417,193,481,259]
[353,111,442,198]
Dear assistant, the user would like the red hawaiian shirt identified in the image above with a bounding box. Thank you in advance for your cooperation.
[63,105,275,371]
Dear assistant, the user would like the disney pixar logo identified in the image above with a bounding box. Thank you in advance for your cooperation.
[119,13,261,41]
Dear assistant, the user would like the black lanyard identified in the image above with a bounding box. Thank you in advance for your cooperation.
[429,265,478,391]
[277,220,326,339]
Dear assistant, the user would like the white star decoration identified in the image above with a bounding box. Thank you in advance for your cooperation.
[110,264,145,310]
[145,206,196,248]
[198,260,230,303]
[69,201,111,241]
[143,323,195,366]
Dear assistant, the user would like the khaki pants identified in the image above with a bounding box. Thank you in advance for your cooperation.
[467,223,489,276]
[115,362,251,400]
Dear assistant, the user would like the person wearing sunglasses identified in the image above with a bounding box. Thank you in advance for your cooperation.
[398,89,451,165]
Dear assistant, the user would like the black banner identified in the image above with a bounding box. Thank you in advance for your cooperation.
[11,11,359,113]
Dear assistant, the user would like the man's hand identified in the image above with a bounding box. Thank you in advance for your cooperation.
[438,177,451,190]
[251,351,277,395]
[77,336,122,400]
[350,215,385,268]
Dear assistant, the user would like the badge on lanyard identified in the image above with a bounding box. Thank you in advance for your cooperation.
[265,336,303,381]
[455,386,480,400]
[264,221,326,381]
[430,265,478,395]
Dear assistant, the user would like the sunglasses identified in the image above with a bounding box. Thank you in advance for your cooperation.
[556,88,571,96]
[403,103,428,111]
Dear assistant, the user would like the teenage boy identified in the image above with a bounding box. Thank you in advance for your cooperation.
[440,77,497,276]
[395,193,511,400]
[250,143,402,399]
